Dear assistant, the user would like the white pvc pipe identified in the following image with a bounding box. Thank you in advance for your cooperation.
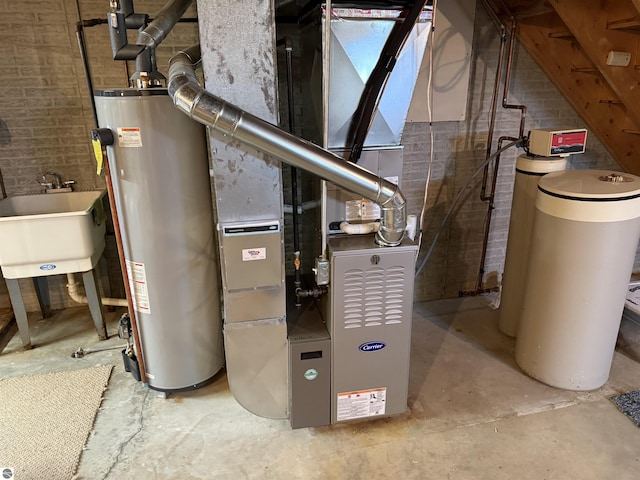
[339,221,380,235]
[66,273,128,307]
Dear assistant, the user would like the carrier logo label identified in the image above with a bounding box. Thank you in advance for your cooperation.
[39,264,57,271]
[359,341,386,352]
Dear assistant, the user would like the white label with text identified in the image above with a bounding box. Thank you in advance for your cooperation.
[242,247,266,261]
[117,127,143,147]
[337,387,386,421]
[126,260,151,314]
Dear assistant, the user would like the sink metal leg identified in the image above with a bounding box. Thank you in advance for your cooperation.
[32,276,51,319]
[98,256,112,299]
[82,269,108,340]
[5,278,32,349]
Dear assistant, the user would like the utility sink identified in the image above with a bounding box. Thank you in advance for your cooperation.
[0,190,106,279]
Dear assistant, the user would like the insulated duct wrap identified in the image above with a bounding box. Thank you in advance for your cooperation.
[167,46,406,247]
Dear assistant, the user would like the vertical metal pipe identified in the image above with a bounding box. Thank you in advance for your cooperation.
[74,23,99,127]
[467,2,528,294]
[281,36,303,304]
[480,26,507,203]
[103,151,147,384]
[75,0,147,382]
[502,17,527,139]
[320,0,332,259]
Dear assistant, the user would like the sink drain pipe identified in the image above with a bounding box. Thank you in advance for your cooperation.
[66,273,128,307]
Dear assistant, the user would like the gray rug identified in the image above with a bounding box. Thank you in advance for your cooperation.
[610,390,640,427]
[0,365,113,480]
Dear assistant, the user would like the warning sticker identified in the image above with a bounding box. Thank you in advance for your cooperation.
[242,247,266,261]
[126,260,151,314]
[117,127,143,148]
[337,387,386,421]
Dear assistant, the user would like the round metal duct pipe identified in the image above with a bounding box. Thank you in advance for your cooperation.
[166,45,407,247]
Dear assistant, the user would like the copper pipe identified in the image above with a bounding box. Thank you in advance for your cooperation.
[473,135,518,292]
[480,24,507,203]
[465,2,528,294]
[102,150,147,384]
[502,16,527,138]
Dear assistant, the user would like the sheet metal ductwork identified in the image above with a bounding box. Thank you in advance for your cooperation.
[167,46,406,247]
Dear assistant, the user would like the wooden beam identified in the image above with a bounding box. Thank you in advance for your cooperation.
[607,18,640,31]
[502,10,640,173]
[549,0,640,128]
[509,0,553,19]
[606,0,640,28]
[548,28,573,39]
[484,0,552,19]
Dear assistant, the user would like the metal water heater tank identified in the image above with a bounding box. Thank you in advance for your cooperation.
[498,155,567,337]
[94,89,224,391]
[516,170,640,390]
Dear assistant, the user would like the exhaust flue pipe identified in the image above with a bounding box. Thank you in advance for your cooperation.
[137,0,193,50]
[167,45,406,247]
[135,0,194,81]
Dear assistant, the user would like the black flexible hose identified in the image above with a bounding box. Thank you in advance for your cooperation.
[346,1,430,163]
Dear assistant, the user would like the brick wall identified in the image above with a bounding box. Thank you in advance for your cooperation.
[0,1,199,312]
[0,1,637,313]
[405,3,626,302]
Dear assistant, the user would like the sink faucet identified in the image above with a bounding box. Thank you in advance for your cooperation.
[41,172,62,189]
[39,172,74,193]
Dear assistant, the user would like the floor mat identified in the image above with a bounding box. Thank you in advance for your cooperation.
[0,365,113,480]
[610,390,640,427]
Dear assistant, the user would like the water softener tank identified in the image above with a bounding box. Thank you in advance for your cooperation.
[498,155,567,337]
[516,170,640,390]
[94,89,224,391]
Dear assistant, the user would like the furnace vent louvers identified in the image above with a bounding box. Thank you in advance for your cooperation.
[167,45,406,247]
[341,265,406,328]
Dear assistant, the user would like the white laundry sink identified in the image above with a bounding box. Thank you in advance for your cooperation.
[0,190,107,279]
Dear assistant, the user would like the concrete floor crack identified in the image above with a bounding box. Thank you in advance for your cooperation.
[100,388,151,480]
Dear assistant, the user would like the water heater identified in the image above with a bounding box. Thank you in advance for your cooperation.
[94,89,224,391]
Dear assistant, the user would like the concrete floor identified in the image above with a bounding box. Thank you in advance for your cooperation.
[1,296,639,479]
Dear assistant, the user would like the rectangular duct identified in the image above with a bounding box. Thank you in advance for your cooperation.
[306,7,432,149]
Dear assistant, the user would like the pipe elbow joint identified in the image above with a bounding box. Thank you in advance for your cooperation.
[375,185,406,247]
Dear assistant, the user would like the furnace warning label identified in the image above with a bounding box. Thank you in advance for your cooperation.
[117,127,143,148]
[126,260,151,314]
[337,387,386,421]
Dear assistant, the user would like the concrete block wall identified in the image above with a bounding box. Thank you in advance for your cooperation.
[0,0,199,312]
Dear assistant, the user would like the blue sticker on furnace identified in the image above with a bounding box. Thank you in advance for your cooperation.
[359,341,386,352]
